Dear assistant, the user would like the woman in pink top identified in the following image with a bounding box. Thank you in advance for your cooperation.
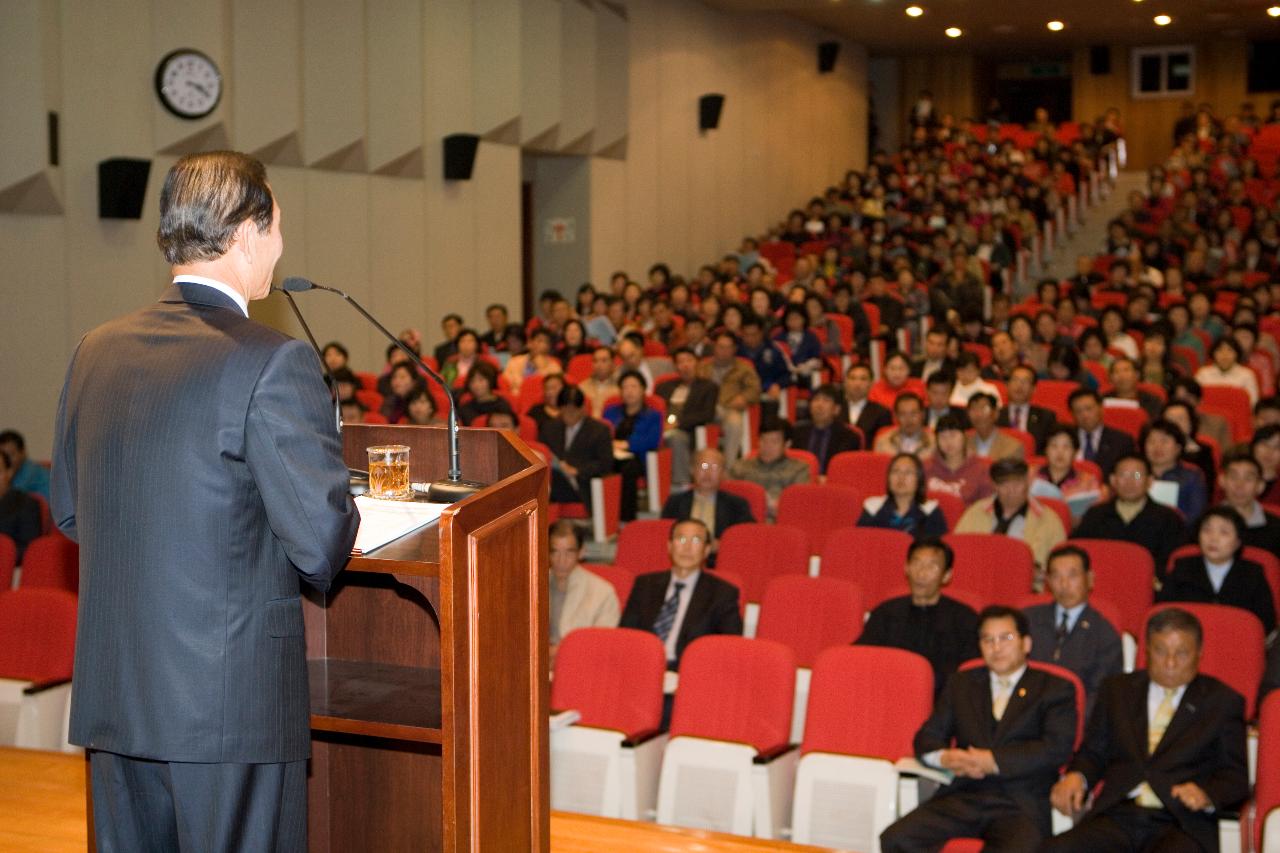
[924,414,993,503]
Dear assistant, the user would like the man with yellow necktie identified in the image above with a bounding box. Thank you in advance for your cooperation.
[1046,608,1249,852]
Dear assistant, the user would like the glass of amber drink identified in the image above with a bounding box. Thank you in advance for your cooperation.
[366,445,412,500]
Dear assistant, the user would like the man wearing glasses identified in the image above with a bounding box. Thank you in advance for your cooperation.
[1074,454,1189,581]
[660,448,755,564]
[881,605,1078,853]
[618,518,743,669]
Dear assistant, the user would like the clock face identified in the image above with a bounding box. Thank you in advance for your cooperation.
[155,49,222,119]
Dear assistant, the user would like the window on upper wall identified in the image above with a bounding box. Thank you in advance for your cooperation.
[1247,40,1280,93]
[1130,46,1195,98]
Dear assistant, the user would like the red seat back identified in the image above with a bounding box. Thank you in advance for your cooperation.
[783,449,821,482]
[1036,496,1073,534]
[819,527,913,608]
[942,533,1035,607]
[1139,603,1266,719]
[0,588,78,682]
[776,484,864,556]
[825,451,894,502]
[1031,379,1081,423]
[801,645,933,760]
[1100,405,1148,440]
[926,490,964,531]
[614,519,675,574]
[1062,539,1155,637]
[1254,692,1280,851]
[0,534,14,591]
[30,493,52,535]
[1199,385,1253,444]
[581,563,635,610]
[19,533,79,593]
[670,635,796,753]
[755,576,863,667]
[719,479,767,525]
[550,627,666,738]
[716,523,810,604]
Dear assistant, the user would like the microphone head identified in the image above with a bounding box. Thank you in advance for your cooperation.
[281,276,315,293]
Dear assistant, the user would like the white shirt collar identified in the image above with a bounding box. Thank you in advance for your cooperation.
[1055,602,1087,632]
[173,275,249,317]
[991,664,1027,692]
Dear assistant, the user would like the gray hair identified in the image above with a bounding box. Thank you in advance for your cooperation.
[157,151,273,265]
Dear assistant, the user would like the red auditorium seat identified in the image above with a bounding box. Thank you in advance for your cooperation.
[669,636,795,755]
[550,627,666,738]
[824,451,893,500]
[0,588,78,683]
[754,576,863,667]
[776,484,863,556]
[1031,379,1081,423]
[30,494,52,535]
[1036,496,1073,533]
[819,527,912,607]
[943,533,1035,607]
[613,518,675,574]
[355,371,378,392]
[1100,404,1148,441]
[1139,603,1266,719]
[18,533,78,593]
[354,388,383,413]
[1063,539,1155,638]
[718,479,767,524]
[715,523,810,605]
[926,490,965,530]
[1199,385,1253,445]
[0,535,15,591]
[1252,692,1280,852]
[581,563,635,610]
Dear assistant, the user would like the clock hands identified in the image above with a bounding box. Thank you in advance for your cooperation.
[186,80,211,98]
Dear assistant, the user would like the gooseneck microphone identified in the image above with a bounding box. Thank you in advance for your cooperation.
[272,284,341,433]
[281,276,484,504]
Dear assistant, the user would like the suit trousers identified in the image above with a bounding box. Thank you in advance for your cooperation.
[879,789,1042,853]
[89,750,306,853]
[1041,801,1204,853]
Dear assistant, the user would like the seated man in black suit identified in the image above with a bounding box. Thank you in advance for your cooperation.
[791,384,862,475]
[538,385,614,512]
[660,448,755,559]
[844,363,893,445]
[1074,455,1189,582]
[656,347,720,490]
[923,370,970,431]
[1218,451,1280,554]
[858,537,979,696]
[999,365,1056,454]
[1069,388,1135,477]
[1046,608,1249,853]
[618,518,743,669]
[1026,545,1123,712]
[880,605,1078,853]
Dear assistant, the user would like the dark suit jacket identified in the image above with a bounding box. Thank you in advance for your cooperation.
[1081,425,1135,478]
[619,570,743,665]
[1157,555,1277,635]
[660,489,756,540]
[1025,603,1123,712]
[914,665,1078,837]
[1074,500,1188,581]
[1069,672,1249,852]
[51,284,359,764]
[998,404,1057,454]
[654,377,718,431]
[791,421,863,474]
[538,416,614,496]
[848,400,894,445]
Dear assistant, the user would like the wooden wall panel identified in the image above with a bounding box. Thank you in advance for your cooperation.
[593,2,629,153]
[521,0,562,146]
[366,0,424,175]
[559,0,597,150]
[472,0,521,138]
[231,0,302,160]
[302,0,366,168]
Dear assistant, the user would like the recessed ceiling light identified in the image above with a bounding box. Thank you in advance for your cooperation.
[945,26,962,37]
[1047,20,1065,31]
[1269,5,1280,16]
[905,6,924,17]
[1154,13,1172,25]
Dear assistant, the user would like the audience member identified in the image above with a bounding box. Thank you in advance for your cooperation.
[874,393,936,458]
[950,351,1001,407]
[379,363,425,424]
[539,386,613,513]
[525,373,566,429]
[1031,426,1105,520]
[966,392,1025,462]
[603,371,663,522]
[579,346,620,418]
[440,328,483,389]
[1255,424,1280,503]
[456,361,514,426]
[1025,545,1124,711]
[881,606,1078,853]
[618,518,743,669]
[924,414,992,504]
[1069,388,1135,477]
[432,313,462,365]
[656,348,719,488]
[0,431,49,501]
[660,448,754,557]
[1218,451,1280,552]
[924,370,970,430]
[858,452,948,538]
[1046,608,1248,853]
[1141,419,1207,522]
[911,328,955,382]
[479,303,517,352]
[843,363,894,444]
[869,352,927,410]
[858,537,979,696]
[402,388,441,426]
[956,458,1066,585]
[547,521,619,664]
[997,366,1055,453]
[791,384,862,475]
[504,327,564,395]
[700,332,761,461]
[1160,400,1216,488]
[0,448,41,563]
[1074,455,1188,580]
[1195,336,1260,405]
[320,341,348,374]
[727,418,809,521]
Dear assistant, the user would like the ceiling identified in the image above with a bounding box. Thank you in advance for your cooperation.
[703,0,1280,55]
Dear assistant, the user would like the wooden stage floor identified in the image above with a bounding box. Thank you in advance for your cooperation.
[0,747,842,853]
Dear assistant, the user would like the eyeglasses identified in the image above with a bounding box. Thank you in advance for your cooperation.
[672,535,706,545]
[979,632,1019,647]
[1114,471,1147,481]
[697,462,722,472]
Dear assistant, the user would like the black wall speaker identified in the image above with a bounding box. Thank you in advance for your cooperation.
[818,42,839,74]
[443,134,480,181]
[699,94,725,132]
[1090,46,1111,76]
[98,158,151,219]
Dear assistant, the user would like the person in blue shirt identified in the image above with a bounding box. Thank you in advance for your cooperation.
[739,314,790,395]
[772,305,824,388]
[857,452,948,538]
[603,371,663,522]
[1142,418,1207,524]
[0,431,49,501]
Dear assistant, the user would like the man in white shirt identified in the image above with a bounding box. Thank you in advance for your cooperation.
[1047,608,1249,853]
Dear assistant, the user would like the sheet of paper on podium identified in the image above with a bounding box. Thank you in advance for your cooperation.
[352,496,448,555]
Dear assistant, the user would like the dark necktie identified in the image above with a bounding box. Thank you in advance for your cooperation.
[1054,610,1069,661]
[653,581,686,643]
[1083,429,1097,461]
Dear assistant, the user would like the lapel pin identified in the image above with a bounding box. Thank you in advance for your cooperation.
[1081,619,1090,629]
[1017,687,1026,698]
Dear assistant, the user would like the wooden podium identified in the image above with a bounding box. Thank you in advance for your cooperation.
[304,423,549,852]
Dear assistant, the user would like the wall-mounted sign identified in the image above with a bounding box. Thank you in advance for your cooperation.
[544,217,576,244]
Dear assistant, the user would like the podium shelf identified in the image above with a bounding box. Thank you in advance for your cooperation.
[308,658,442,744]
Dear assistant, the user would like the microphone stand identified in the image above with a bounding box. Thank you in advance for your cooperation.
[295,280,484,503]
[276,287,342,433]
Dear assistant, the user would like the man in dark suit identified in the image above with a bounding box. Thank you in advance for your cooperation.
[50,151,360,851]
[656,347,719,488]
[619,518,743,668]
[844,363,893,444]
[1070,388,1135,477]
[1026,545,1123,712]
[661,448,755,561]
[791,384,863,475]
[999,365,1056,454]
[1046,608,1249,853]
[1074,455,1189,581]
[923,370,971,431]
[880,605,1078,853]
[539,385,614,512]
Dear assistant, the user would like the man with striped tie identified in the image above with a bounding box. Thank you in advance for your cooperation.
[618,518,743,669]
[1046,608,1249,852]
